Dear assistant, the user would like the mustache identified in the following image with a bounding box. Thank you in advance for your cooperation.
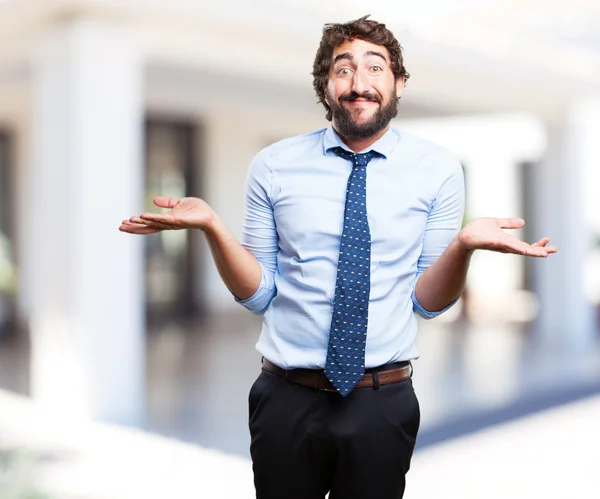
[339,92,382,104]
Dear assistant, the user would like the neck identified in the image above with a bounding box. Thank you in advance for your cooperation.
[332,124,390,153]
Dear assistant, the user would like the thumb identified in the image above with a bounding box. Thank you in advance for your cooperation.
[497,217,525,230]
[153,196,180,209]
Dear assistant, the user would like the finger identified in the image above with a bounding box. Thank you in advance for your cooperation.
[122,218,152,227]
[530,237,558,254]
[119,222,162,234]
[153,196,180,209]
[140,211,173,223]
[140,213,184,230]
[516,243,545,256]
[121,228,160,235]
[525,248,550,257]
[126,217,165,231]
[497,217,525,229]
[129,215,149,225]
[137,216,180,231]
[499,238,548,257]
[123,219,154,229]
[123,217,174,232]
[531,237,551,248]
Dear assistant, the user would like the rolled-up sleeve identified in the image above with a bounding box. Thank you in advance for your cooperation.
[411,157,465,319]
[234,149,278,315]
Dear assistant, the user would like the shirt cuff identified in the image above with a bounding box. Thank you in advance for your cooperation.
[411,289,458,319]
[234,269,276,315]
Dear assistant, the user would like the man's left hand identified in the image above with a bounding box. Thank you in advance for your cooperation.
[458,217,557,257]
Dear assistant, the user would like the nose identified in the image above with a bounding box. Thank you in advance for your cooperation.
[351,69,370,95]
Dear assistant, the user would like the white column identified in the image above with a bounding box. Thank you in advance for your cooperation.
[29,20,145,424]
[531,100,599,351]
[462,153,524,321]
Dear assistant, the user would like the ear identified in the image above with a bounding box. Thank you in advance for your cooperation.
[324,85,331,106]
[395,76,405,98]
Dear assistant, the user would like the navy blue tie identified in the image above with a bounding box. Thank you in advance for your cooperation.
[325,147,378,396]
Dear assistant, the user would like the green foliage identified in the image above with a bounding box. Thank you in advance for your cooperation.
[0,233,16,294]
[0,448,51,499]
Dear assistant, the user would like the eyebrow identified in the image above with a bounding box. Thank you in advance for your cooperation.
[365,50,388,63]
[333,50,388,65]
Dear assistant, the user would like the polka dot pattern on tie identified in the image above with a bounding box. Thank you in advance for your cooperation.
[325,147,379,396]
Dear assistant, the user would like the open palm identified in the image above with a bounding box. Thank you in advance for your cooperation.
[459,217,557,257]
[119,196,215,235]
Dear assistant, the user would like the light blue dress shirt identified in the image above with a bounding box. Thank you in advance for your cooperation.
[237,126,465,369]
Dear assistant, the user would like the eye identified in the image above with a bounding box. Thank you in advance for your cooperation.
[337,68,352,76]
[371,65,383,72]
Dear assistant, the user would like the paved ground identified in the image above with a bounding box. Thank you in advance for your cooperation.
[1,387,599,498]
[3,312,600,458]
[143,312,600,457]
[2,311,600,497]
[407,394,600,499]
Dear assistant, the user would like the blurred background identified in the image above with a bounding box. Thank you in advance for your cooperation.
[1,0,600,497]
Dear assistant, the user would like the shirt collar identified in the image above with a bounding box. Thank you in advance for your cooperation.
[323,125,399,159]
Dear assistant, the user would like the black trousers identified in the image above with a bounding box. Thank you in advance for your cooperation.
[248,366,420,499]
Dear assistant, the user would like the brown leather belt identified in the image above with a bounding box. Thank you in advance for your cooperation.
[262,359,412,393]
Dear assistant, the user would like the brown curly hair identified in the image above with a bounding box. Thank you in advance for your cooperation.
[312,15,410,121]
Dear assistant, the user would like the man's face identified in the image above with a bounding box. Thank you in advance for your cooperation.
[325,38,404,140]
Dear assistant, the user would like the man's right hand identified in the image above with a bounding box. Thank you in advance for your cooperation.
[119,196,216,234]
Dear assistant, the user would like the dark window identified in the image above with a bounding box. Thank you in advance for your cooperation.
[0,130,16,333]
[520,161,534,291]
[144,119,202,320]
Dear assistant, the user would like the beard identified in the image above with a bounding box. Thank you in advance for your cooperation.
[328,89,399,140]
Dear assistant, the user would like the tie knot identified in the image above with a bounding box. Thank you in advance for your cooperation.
[330,147,378,168]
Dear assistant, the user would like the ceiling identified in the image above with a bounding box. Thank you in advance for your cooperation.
[0,0,598,120]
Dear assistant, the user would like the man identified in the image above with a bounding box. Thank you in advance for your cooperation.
[120,15,556,499]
